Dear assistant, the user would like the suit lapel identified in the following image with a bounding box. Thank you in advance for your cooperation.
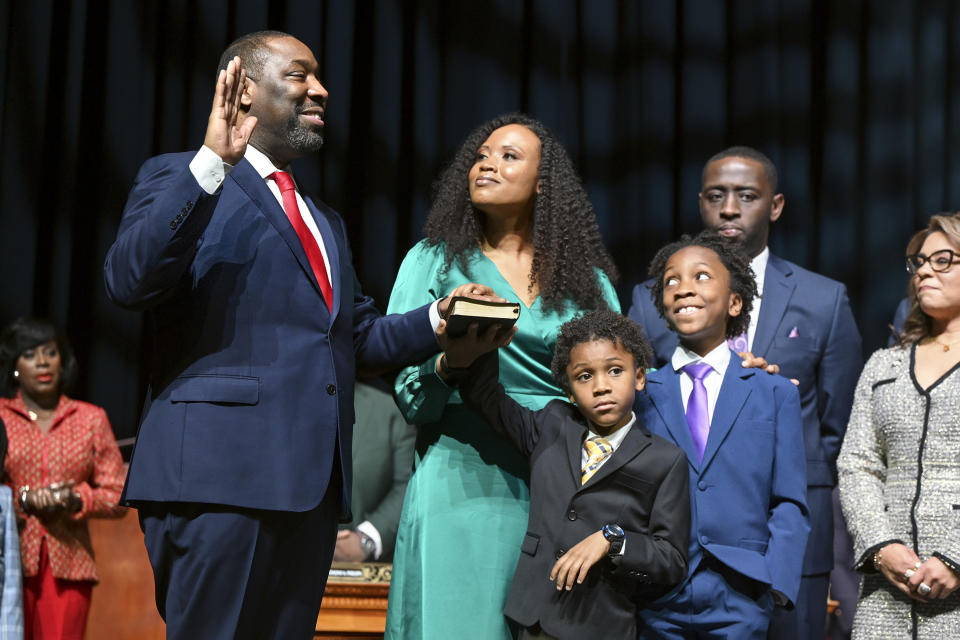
[752,255,794,356]
[304,196,342,318]
[646,369,700,468]
[565,417,589,487]
[699,360,753,473]
[229,161,331,308]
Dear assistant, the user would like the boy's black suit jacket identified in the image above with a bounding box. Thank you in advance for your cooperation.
[459,353,690,640]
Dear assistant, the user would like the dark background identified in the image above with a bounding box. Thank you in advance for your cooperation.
[2,0,957,443]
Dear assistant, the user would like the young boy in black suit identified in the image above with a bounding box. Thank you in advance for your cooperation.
[451,309,690,639]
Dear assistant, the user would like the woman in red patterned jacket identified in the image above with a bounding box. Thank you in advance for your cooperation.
[0,317,125,640]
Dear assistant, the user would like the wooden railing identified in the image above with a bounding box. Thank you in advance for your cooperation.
[85,508,391,638]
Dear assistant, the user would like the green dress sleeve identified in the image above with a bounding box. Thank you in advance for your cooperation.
[386,241,456,425]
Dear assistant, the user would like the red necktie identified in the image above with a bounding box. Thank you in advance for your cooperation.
[270,171,333,312]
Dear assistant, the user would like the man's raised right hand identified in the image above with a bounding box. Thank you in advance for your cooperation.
[203,56,258,165]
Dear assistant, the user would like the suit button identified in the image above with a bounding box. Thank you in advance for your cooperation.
[698,481,707,491]
[700,535,709,545]
[326,384,336,395]
[555,549,566,559]
[566,509,577,521]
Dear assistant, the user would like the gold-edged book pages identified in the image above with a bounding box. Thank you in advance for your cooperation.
[445,296,521,337]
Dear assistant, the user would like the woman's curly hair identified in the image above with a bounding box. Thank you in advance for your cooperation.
[550,309,652,394]
[646,231,756,339]
[423,113,618,313]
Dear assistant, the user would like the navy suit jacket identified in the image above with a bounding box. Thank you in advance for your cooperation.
[637,357,810,605]
[889,296,909,345]
[104,152,438,515]
[629,253,861,575]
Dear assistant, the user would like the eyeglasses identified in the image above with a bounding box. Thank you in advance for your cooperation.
[905,249,960,275]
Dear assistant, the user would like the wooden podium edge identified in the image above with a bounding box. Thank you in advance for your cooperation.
[316,563,391,637]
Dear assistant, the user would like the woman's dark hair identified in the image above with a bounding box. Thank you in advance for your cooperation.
[897,212,960,346]
[0,317,78,398]
[646,230,756,339]
[423,113,618,313]
[550,309,652,394]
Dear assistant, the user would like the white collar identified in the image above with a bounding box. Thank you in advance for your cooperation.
[587,412,636,449]
[671,341,731,376]
[245,145,294,183]
[750,246,770,295]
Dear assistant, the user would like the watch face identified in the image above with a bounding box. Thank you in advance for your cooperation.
[603,524,624,539]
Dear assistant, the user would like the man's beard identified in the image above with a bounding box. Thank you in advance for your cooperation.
[282,110,324,154]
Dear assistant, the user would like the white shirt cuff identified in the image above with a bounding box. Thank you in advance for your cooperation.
[429,299,442,333]
[189,145,233,194]
[356,521,383,560]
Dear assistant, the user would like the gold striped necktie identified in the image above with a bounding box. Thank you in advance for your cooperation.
[581,436,613,484]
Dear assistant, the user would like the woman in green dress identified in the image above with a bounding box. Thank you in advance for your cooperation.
[385,114,620,638]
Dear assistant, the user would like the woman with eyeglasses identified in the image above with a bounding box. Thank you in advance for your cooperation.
[837,212,960,638]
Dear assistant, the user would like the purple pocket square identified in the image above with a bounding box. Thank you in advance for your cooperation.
[788,326,799,338]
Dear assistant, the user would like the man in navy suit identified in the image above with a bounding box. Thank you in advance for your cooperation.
[628,147,862,640]
[104,31,489,639]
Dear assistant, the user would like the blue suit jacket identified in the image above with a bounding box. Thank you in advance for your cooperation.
[629,253,861,575]
[889,296,909,345]
[104,152,438,515]
[636,357,810,605]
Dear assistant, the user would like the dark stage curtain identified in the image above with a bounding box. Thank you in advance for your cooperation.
[2,0,958,442]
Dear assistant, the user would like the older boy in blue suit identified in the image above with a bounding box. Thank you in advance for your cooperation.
[629,148,861,639]
[636,231,809,638]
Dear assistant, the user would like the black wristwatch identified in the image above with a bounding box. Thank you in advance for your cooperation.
[602,523,625,556]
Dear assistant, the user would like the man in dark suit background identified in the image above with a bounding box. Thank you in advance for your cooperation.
[628,147,862,640]
[104,31,490,639]
[334,380,415,562]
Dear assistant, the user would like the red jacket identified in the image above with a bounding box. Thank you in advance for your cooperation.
[0,393,126,581]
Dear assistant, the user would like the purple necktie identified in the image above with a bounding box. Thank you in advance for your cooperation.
[683,362,713,462]
[727,333,748,353]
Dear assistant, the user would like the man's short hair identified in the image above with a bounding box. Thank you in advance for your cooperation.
[549,309,652,394]
[217,30,292,81]
[702,145,779,193]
